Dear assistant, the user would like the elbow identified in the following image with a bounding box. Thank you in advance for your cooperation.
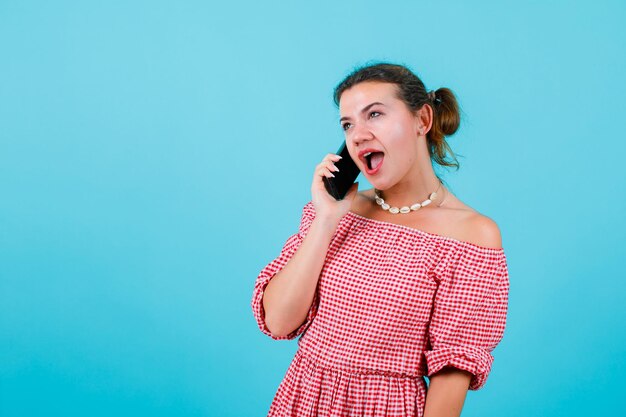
[264,314,296,339]
[262,290,298,339]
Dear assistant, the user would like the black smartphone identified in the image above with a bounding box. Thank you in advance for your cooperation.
[322,141,361,200]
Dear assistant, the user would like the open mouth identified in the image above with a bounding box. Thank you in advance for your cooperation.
[365,152,384,171]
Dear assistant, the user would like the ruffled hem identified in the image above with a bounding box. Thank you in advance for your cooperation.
[267,351,426,417]
[424,346,493,390]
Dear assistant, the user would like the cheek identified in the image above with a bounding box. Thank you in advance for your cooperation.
[387,119,415,147]
[387,120,418,168]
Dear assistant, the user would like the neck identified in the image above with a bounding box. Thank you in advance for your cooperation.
[376,179,444,209]
[376,143,445,208]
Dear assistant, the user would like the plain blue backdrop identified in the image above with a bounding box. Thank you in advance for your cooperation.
[1,1,625,416]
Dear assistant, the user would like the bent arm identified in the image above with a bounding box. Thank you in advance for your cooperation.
[424,367,472,417]
[262,215,338,338]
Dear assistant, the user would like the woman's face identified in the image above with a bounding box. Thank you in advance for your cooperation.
[339,81,421,189]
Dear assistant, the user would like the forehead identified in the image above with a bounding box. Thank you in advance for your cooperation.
[339,82,400,114]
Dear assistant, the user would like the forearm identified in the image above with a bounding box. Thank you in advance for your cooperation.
[423,367,472,417]
[262,216,338,337]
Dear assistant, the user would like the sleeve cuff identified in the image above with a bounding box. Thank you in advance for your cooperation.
[424,345,494,390]
[252,271,318,340]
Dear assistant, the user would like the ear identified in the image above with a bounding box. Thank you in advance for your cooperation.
[415,104,434,136]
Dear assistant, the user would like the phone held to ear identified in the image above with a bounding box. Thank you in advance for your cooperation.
[322,141,361,201]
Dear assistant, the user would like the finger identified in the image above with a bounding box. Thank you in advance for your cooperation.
[314,166,331,178]
[324,153,342,162]
[315,163,329,173]
[326,161,339,172]
[315,165,330,176]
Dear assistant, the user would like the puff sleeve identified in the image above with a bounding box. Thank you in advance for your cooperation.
[425,245,510,390]
[251,201,318,340]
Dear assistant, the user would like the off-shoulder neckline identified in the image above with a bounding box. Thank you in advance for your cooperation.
[344,210,505,254]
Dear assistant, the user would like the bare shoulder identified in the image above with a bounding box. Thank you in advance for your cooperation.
[438,190,503,249]
[460,212,503,249]
[354,188,503,249]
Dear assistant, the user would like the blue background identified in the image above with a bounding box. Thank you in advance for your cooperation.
[1,1,625,416]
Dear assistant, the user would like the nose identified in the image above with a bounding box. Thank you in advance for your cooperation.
[350,123,375,147]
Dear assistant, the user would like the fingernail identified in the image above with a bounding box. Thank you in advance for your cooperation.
[336,155,343,159]
[333,165,340,172]
[330,173,335,177]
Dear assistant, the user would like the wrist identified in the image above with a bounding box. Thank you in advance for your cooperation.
[311,213,341,232]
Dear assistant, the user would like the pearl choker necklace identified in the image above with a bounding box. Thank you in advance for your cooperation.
[374,181,445,214]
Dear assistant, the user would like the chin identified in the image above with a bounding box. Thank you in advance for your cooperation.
[369,179,393,191]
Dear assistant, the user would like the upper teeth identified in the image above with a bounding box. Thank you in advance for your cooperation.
[364,152,372,157]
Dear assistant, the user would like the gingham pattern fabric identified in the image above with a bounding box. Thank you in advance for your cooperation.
[252,201,510,417]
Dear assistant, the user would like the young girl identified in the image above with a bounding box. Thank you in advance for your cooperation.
[251,63,510,417]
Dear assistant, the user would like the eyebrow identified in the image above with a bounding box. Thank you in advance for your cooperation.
[339,102,385,123]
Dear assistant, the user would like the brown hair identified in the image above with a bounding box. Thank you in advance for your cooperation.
[333,62,462,171]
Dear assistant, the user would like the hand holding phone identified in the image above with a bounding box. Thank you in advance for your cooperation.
[322,141,361,200]
[310,142,360,223]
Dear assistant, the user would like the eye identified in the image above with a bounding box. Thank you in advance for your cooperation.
[341,122,352,131]
[369,111,381,119]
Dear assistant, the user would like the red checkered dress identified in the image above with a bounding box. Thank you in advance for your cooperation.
[252,201,510,417]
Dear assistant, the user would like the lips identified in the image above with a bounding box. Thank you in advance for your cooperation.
[358,148,384,164]
[358,148,385,175]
